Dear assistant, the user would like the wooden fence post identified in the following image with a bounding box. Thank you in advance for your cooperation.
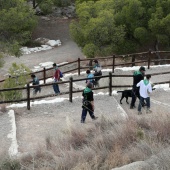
[131,55,135,67]
[109,72,112,96]
[43,67,46,84]
[69,77,73,102]
[148,50,151,69]
[112,55,115,73]
[78,58,80,76]
[27,84,30,110]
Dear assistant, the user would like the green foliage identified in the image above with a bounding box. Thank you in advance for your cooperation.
[1,63,31,101]
[0,53,5,68]
[38,0,54,14]
[83,43,98,58]
[71,0,170,57]
[0,0,38,57]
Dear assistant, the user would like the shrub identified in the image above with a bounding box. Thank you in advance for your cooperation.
[1,63,31,101]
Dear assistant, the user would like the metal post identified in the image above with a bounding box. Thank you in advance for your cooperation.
[27,84,30,110]
[109,72,112,96]
[69,77,73,102]
[78,58,80,76]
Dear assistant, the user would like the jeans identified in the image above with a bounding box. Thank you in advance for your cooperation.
[53,80,60,94]
[33,86,41,95]
[138,96,150,112]
[81,108,95,122]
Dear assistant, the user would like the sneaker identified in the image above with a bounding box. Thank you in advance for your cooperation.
[81,120,85,123]
[146,109,152,113]
[130,106,133,109]
[93,117,98,120]
[138,111,142,115]
[130,106,135,109]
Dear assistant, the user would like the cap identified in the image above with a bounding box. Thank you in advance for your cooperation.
[139,66,145,71]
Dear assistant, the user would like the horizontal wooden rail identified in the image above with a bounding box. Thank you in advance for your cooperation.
[1,50,170,83]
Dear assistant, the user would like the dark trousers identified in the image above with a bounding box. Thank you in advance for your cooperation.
[81,108,95,122]
[94,71,102,81]
[130,86,140,107]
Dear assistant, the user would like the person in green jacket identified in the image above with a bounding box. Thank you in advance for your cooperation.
[130,66,145,109]
[81,83,98,123]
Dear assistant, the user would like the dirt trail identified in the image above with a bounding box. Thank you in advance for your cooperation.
[0,17,84,78]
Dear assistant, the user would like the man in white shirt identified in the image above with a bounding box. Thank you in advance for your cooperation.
[137,74,152,114]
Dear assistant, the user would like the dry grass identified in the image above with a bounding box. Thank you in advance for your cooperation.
[2,111,170,169]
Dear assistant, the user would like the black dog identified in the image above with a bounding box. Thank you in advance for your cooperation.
[117,88,156,105]
[117,90,132,104]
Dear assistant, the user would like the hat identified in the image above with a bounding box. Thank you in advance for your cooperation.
[87,82,93,88]
[139,66,145,71]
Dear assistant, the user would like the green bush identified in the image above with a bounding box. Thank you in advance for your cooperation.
[1,63,31,101]
[39,0,54,14]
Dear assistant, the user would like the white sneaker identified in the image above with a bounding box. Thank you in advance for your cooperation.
[146,109,152,113]
[138,111,142,115]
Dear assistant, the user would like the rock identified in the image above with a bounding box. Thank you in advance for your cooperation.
[41,16,50,21]
[46,40,61,47]
[35,37,50,44]
[112,161,149,170]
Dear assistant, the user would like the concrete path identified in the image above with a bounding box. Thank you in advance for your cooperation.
[0,110,18,157]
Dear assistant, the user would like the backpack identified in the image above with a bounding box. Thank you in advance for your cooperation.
[59,70,63,78]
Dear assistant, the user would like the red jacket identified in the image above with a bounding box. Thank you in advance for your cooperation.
[54,69,60,81]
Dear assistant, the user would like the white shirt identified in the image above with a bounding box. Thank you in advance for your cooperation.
[137,80,152,98]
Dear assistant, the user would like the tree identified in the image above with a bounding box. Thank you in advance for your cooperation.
[71,0,170,57]
[0,0,38,57]
[70,0,125,57]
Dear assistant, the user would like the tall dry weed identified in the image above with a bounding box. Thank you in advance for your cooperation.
[17,112,170,170]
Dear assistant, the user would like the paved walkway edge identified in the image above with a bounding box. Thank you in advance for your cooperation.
[7,110,18,157]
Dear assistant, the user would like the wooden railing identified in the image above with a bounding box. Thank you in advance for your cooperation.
[0,71,170,110]
[0,50,170,83]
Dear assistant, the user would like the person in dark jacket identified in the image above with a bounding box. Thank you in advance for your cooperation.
[130,66,145,109]
[93,59,102,81]
[81,83,98,123]
[31,74,41,95]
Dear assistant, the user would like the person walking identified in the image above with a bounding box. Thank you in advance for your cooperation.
[86,70,95,86]
[137,74,152,114]
[52,63,60,95]
[93,59,102,81]
[130,66,145,109]
[31,74,41,95]
[81,83,98,123]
